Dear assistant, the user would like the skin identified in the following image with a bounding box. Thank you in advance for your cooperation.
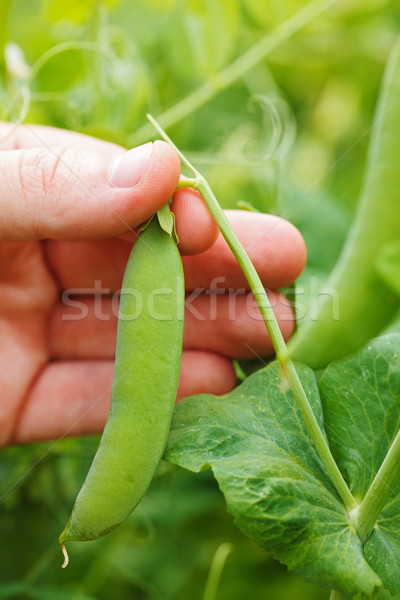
[0,123,307,447]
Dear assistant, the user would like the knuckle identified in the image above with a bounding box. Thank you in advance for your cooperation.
[18,148,78,205]
[13,148,82,237]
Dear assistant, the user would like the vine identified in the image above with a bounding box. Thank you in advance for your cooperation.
[147,113,358,517]
[129,0,338,146]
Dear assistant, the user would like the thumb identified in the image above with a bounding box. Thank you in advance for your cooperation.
[0,141,180,242]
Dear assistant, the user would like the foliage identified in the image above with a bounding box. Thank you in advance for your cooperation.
[2,1,400,599]
[166,335,400,597]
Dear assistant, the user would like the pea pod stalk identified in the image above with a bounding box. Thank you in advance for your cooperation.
[147,115,358,519]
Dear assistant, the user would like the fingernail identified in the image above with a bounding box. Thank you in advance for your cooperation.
[110,142,153,187]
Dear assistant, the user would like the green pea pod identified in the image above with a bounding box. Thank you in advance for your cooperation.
[288,37,400,369]
[59,217,184,556]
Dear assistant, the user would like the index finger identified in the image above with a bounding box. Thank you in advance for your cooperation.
[47,210,306,291]
[0,122,124,153]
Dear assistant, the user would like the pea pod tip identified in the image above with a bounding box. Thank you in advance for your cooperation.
[61,543,69,569]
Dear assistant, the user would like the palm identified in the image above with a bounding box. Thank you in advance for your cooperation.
[1,237,133,446]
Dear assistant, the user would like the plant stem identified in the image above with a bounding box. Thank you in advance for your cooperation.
[202,543,233,600]
[129,0,337,146]
[147,114,358,515]
[176,177,197,189]
[329,591,348,600]
[355,428,400,543]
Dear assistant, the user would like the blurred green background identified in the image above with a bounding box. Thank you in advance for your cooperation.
[1,0,400,598]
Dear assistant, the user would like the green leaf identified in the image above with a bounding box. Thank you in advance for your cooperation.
[165,363,381,597]
[319,334,400,595]
[157,201,177,239]
[374,590,400,600]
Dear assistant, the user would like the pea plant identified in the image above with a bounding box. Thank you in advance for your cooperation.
[161,41,400,600]
[2,2,400,599]
[157,37,400,596]
[60,37,400,600]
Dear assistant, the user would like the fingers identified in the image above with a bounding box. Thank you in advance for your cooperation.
[11,361,113,444]
[44,188,219,289]
[45,238,131,293]
[183,290,294,358]
[0,313,49,447]
[48,290,294,360]
[12,351,236,444]
[177,350,236,399]
[0,141,180,242]
[171,188,219,255]
[45,211,306,291]
[0,121,218,251]
[182,210,307,290]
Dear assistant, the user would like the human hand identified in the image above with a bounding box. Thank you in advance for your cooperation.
[0,123,306,446]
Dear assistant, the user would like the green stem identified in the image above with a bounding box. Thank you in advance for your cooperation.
[202,543,233,600]
[176,177,197,189]
[329,591,348,600]
[147,114,358,515]
[130,0,337,146]
[355,428,400,543]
